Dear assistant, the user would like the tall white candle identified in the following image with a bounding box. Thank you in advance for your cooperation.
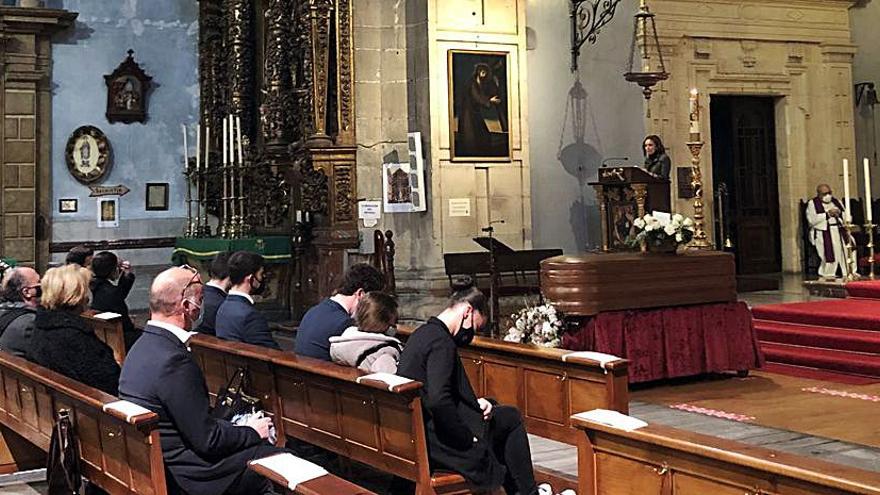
[222,117,228,167]
[236,116,243,165]
[689,88,700,136]
[182,124,189,171]
[195,124,201,171]
[204,126,210,169]
[844,158,851,215]
[228,114,235,165]
[865,158,873,223]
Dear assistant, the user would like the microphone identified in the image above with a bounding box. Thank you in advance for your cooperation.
[601,157,629,168]
[481,220,505,232]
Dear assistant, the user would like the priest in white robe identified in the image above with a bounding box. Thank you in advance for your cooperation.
[806,183,854,279]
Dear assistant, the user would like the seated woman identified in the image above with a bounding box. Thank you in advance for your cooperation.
[329,291,401,373]
[397,279,546,495]
[29,264,120,395]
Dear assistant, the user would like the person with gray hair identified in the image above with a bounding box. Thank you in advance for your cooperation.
[0,266,42,358]
[119,266,281,495]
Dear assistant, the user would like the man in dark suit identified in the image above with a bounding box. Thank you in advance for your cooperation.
[90,251,140,349]
[119,266,279,495]
[215,251,280,349]
[197,251,231,336]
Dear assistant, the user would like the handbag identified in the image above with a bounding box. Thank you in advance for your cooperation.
[47,409,82,495]
[210,367,261,420]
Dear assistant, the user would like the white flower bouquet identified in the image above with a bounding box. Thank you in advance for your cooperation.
[627,212,695,251]
[504,303,564,348]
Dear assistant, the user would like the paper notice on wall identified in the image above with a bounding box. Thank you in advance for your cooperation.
[358,201,381,227]
[449,198,471,217]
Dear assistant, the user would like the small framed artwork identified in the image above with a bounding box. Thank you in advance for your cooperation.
[676,167,695,199]
[145,183,169,211]
[105,50,153,124]
[58,198,78,213]
[448,49,511,162]
[97,198,119,228]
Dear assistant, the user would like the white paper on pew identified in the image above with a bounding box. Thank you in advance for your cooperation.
[573,409,648,432]
[250,453,327,490]
[560,351,621,371]
[103,400,152,423]
[355,372,414,391]
[94,312,122,320]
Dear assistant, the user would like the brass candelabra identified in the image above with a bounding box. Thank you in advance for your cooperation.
[686,137,713,249]
[865,222,876,280]
[843,222,861,282]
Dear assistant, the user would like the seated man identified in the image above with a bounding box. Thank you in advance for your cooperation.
[295,263,386,360]
[90,251,140,349]
[65,245,94,267]
[0,267,41,358]
[119,266,279,495]
[215,251,280,349]
[197,251,232,335]
[806,183,854,279]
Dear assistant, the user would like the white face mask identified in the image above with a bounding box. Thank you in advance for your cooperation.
[822,194,832,203]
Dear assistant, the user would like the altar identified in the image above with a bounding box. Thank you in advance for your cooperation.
[541,251,763,383]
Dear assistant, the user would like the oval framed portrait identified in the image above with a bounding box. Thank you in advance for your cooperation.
[65,125,111,184]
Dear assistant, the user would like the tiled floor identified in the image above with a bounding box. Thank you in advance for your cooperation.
[738,273,834,307]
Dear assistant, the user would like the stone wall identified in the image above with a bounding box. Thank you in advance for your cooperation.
[851,0,880,197]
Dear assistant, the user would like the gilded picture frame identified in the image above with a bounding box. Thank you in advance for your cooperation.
[65,125,112,185]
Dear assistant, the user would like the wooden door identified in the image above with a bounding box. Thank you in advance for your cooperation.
[711,96,782,274]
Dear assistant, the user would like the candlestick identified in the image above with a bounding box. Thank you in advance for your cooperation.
[221,117,228,238]
[865,158,873,223]
[844,158,851,215]
[689,88,700,138]
[204,126,210,169]
[236,116,243,165]
[201,124,210,236]
[195,124,201,171]
[296,209,302,223]
[182,124,189,171]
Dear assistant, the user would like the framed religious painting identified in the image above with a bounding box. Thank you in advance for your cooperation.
[65,125,112,184]
[104,49,153,124]
[145,183,169,211]
[97,198,119,228]
[448,50,511,162]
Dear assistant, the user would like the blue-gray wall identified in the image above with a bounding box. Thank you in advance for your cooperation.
[49,0,198,250]
[526,0,645,253]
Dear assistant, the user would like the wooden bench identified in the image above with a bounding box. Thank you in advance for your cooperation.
[248,456,378,495]
[0,349,167,494]
[396,325,629,445]
[190,334,491,495]
[82,310,127,366]
[572,415,880,495]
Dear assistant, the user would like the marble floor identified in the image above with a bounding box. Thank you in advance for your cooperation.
[737,272,834,307]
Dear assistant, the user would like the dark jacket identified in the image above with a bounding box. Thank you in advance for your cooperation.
[0,302,36,359]
[196,284,227,336]
[119,325,279,495]
[29,308,120,396]
[215,294,280,349]
[90,273,140,349]
[294,298,352,360]
[644,152,671,179]
[396,317,504,490]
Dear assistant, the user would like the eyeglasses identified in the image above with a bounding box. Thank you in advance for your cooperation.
[179,264,203,298]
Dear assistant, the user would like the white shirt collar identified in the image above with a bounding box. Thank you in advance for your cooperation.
[148,320,197,345]
[206,281,228,293]
[229,289,254,305]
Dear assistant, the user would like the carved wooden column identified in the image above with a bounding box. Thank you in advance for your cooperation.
[307,0,333,145]
[198,0,224,145]
[261,0,292,152]
[335,0,355,145]
[225,0,256,144]
[0,8,75,271]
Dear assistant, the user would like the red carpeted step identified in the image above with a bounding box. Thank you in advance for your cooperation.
[751,299,880,332]
[761,362,880,385]
[759,342,880,377]
[754,320,880,354]
[845,280,880,299]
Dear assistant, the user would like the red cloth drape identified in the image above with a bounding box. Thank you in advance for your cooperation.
[561,301,764,383]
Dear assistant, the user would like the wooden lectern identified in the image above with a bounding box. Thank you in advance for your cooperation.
[588,166,670,251]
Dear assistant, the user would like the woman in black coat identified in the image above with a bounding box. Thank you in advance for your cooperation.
[397,279,540,495]
[643,134,672,179]
[29,264,120,396]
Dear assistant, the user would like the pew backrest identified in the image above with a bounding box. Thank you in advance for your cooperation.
[82,310,126,366]
[572,415,880,495]
[396,325,629,444]
[0,350,166,495]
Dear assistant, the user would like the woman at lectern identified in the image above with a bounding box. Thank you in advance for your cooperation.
[643,134,671,179]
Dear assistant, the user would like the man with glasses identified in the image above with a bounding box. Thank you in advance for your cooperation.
[216,251,280,349]
[0,267,42,358]
[119,266,279,495]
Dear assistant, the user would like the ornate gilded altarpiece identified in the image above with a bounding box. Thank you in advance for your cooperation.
[197,0,357,315]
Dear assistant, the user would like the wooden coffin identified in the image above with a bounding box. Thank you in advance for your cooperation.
[540,251,737,316]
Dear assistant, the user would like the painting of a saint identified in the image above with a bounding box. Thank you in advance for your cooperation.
[449,50,510,160]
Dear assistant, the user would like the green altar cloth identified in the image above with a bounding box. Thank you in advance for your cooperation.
[172,237,291,264]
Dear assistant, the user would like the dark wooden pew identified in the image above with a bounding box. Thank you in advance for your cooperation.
[190,334,490,495]
[249,455,378,495]
[0,350,167,494]
[82,309,127,365]
[396,325,629,444]
[572,414,880,495]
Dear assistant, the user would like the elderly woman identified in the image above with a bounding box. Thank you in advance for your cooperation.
[29,264,120,395]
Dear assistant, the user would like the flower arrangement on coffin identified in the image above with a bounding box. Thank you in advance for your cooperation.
[627,212,695,252]
[503,303,564,348]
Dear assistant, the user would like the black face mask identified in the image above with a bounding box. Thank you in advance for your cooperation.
[453,313,476,347]
[251,275,266,296]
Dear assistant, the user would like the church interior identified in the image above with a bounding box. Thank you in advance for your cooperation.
[0,0,879,493]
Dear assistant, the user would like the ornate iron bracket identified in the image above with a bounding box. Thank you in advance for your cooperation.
[570,0,623,72]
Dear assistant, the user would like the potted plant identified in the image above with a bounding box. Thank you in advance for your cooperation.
[627,213,695,253]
